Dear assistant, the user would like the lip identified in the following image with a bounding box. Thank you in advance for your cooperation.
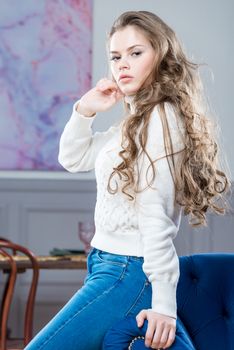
[119,74,133,82]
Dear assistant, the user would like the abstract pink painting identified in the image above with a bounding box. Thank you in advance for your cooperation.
[0,0,93,170]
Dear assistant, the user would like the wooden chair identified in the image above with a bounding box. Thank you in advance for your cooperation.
[0,239,40,350]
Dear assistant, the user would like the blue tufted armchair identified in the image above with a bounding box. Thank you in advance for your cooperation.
[102,253,234,350]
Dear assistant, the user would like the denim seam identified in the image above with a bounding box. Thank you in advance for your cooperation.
[37,261,129,349]
[124,280,150,317]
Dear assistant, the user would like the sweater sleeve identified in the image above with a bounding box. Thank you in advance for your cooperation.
[135,103,185,319]
[58,101,119,172]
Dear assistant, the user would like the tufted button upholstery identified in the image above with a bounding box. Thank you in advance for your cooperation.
[176,253,234,349]
[102,253,234,349]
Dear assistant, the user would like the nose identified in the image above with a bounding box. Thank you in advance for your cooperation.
[118,57,130,71]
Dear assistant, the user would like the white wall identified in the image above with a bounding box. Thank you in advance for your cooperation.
[92,0,234,179]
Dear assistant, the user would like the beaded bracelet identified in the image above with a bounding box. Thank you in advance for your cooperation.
[128,336,162,350]
[128,336,145,350]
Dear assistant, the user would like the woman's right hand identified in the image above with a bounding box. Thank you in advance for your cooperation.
[77,78,124,117]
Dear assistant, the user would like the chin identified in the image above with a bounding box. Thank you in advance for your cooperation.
[121,87,139,96]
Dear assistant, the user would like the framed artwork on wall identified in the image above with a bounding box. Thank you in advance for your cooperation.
[0,0,93,171]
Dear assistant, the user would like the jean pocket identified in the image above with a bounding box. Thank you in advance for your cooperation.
[95,249,128,267]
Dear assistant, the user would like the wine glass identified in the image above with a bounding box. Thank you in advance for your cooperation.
[78,221,95,254]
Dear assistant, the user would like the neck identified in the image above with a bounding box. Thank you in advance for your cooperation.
[124,95,135,114]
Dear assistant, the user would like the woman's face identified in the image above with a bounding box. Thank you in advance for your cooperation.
[109,25,156,96]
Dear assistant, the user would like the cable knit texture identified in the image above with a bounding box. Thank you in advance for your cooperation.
[58,97,186,319]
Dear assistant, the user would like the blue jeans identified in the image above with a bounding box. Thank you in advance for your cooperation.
[25,247,152,350]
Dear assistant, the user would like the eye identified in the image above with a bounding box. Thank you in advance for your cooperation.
[110,56,120,61]
[132,51,142,56]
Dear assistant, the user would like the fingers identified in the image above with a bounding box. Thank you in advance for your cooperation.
[96,77,123,98]
[136,309,148,327]
[115,87,125,101]
[145,320,158,348]
[151,324,169,349]
[136,310,176,349]
[163,327,176,348]
[96,78,116,92]
[150,324,176,349]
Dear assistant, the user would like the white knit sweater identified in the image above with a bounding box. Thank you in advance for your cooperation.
[58,97,186,319]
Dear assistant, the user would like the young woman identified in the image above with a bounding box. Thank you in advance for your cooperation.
[25,10,230,350]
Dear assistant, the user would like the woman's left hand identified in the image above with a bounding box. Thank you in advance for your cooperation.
[136,309,176,349]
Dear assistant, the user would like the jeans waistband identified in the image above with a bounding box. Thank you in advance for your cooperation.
[91,247,144,262]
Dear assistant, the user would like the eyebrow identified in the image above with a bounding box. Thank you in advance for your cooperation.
[110,44,145,54]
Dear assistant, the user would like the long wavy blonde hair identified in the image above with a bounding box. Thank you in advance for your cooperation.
[106,11,231,227]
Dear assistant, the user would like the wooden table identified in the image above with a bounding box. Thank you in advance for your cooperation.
[0,254,88,348]
[0,254,87,272]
